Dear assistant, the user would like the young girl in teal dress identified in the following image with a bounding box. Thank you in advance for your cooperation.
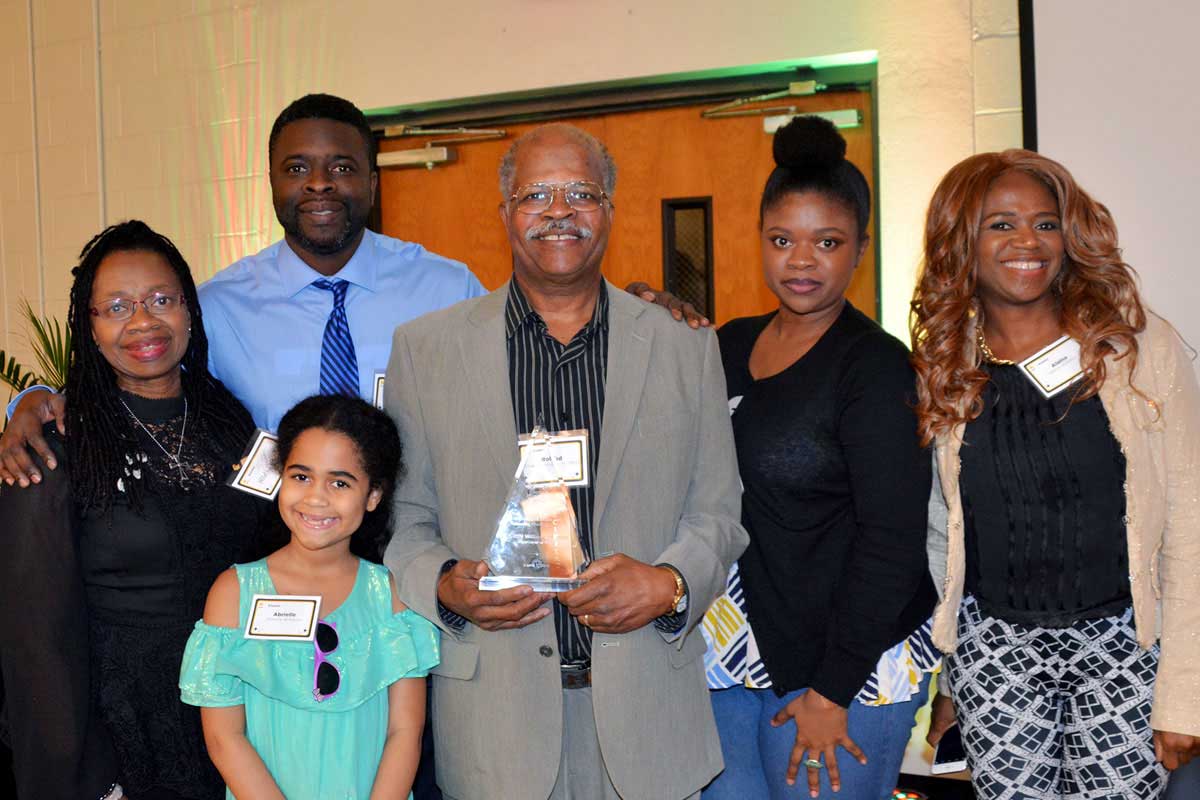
[179,395,439,799]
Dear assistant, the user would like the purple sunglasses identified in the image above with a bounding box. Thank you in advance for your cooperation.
[312,619,341,702]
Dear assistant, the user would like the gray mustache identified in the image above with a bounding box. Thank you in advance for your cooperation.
[525,220,593,240]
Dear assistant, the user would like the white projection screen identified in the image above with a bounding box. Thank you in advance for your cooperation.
[1031,0,1200,372]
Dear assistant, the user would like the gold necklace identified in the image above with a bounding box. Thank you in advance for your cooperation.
[976,327,1015,365]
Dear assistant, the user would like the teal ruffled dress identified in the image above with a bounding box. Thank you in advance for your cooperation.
[179,558,439,799]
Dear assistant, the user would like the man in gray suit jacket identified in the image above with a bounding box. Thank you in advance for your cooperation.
[384,123,747,800]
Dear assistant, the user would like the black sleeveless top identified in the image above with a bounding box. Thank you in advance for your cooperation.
[961,364,1131,627]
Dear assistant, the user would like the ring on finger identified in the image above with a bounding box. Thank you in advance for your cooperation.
[582,614,591,627]
[802,758,823,770]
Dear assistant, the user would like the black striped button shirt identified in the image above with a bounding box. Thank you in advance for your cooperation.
[505,279,608,668]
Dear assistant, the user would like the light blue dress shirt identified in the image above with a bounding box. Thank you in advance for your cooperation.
[198,230,485,431]
[8,231,485,431]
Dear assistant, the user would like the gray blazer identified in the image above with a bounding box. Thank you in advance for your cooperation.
[383,281,747,800]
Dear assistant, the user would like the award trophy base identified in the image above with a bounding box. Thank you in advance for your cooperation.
[479,575,586,592]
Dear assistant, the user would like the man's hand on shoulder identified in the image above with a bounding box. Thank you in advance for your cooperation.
[1,390,67,487]
[558,554,678,634]
[437,559,552,631]
[624,282,710,329]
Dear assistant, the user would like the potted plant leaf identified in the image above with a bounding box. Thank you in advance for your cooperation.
[0,299,71,404]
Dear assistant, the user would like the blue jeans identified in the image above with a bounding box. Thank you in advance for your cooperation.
[1165,758,1200,800]
[702,675,930,800]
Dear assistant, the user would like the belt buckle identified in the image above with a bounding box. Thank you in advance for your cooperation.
[560,665,591,690]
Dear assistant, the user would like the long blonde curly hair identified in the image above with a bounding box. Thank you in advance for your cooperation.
[910,150,1146,446]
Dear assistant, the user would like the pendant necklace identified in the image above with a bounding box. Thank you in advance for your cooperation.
[120,397,191,488]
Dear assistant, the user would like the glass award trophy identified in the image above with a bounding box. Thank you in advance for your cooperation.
[479,427,587,591]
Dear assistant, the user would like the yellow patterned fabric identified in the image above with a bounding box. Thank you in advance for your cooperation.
[700,563,938,704]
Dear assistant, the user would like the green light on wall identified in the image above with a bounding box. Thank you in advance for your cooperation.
[365,51,879,119]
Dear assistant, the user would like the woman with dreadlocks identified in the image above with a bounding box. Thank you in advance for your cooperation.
[0,220,275,800]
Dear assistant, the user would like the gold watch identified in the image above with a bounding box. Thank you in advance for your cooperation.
[662,565,688,615]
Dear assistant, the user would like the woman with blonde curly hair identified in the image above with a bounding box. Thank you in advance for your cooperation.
[912,149,1200,799]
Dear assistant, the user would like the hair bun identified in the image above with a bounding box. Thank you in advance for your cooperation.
[773,115,846,169]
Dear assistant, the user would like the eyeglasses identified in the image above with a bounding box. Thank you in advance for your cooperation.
[508,181,611,215]
[312,619,341,702]
[89,292,186,322]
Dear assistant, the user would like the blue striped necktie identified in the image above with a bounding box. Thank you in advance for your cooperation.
[312,279,359,397]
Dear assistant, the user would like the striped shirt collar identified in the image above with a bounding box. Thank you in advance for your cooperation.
[504,278,610,340]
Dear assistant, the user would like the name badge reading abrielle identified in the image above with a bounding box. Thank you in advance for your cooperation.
[244,594,322,641]
[517,430,589,488]
[373,372,386,410]
[228,428,282,500]
[1019,335,1084,399]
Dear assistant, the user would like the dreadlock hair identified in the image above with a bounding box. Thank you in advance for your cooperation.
[269,93,377,171]
[273,395,403,564]
[65,220,255,514]
[909,150,1146,446]
[760,115,871,238]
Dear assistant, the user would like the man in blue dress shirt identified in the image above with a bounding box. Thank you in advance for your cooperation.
[200,94,485,430]
[1,93,485,477]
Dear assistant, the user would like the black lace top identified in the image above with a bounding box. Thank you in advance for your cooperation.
[0,392,279,800]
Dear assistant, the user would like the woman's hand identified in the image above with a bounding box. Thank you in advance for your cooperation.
[1154,729,1200,770]
[926,692,957,747]
[771,688,866,797]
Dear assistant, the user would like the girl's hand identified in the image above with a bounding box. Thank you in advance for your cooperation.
[771,688,866,797]
[1154,729,1200,770]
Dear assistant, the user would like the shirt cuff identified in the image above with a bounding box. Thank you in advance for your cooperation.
[653,610,687,634]
[6,384,53,420]
[436,559,468,632]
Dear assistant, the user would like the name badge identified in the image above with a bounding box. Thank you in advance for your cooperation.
[517,430,589,487]
[244,594,322,641]
[228,429,282,500]
[1019,336,1084,398]
[373,372,386,410]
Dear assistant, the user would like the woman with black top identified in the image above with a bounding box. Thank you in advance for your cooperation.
[0,221,275,800]
[700,117,936,800]
[913,150,1200,798]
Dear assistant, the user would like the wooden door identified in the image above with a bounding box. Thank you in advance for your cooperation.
[377,89,876,323]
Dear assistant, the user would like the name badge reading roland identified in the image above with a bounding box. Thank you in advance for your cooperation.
[228,429,282,500]
[244,594,322,641]
[517,430,589,487]
[1019,335,1084,399]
